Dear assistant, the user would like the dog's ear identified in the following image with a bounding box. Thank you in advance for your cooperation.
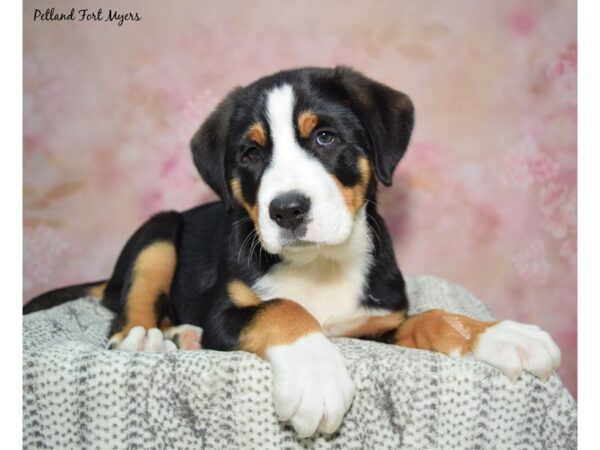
[191,88,242,211]
[335,67,414,186]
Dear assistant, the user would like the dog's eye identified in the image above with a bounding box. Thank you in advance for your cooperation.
[242,146,261,163]
[315,130,336,146]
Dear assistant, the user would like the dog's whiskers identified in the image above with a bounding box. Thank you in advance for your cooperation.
[248,232,261,267]
[359,225,376,251]
[237,230,256,265]
[232,216,253,227]
[363,210,382,248]
[365,220,382,249]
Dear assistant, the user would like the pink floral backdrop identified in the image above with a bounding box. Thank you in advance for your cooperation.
[23,0,577,396]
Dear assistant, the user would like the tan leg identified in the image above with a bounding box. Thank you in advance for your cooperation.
[394,309,561,382]
[108,241,177,349]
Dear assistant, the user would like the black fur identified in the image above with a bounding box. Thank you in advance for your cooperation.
[25,66,414,350]
[23,280,106,315]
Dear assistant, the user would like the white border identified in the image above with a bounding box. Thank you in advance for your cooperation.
[579,0,597,447]
[12,1,587,447]
[1,0,22,447]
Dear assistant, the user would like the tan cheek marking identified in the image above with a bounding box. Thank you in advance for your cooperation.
[87,282,107,299]
[121,241,177,334]
[394,309,499,356]
[247,123,266,147]
[230,177,259,226]
[239,299,321,359]
[228,279,262,307]
[342,310,406,338]
[334,156,372,216]
[298,111,319,138]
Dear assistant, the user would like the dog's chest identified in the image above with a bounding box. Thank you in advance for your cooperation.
[253,254,376,336]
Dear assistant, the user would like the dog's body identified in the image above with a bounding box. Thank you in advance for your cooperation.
[25,67,561,437]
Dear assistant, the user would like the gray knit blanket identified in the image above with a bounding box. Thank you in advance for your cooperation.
[23,275,577,449]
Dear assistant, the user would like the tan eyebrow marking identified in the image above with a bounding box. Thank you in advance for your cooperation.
[298,111,319,138]
[247,122,266,146]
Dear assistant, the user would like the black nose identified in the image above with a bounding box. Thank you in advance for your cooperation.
[269,191,311,230]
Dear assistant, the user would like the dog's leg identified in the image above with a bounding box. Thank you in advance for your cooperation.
[394,309,561,381]
[205,299,355,438]
[103,212,183,351]
[106,240,177,351]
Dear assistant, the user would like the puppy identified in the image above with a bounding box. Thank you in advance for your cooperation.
[25,67,561,437]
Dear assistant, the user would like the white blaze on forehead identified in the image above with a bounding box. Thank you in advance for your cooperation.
[266,84,298,156]
[258,84,353,255]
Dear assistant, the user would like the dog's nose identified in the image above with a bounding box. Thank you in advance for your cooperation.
[269,191,311,230]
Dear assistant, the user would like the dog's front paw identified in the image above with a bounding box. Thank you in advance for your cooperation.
[473,321,561,382]
[108,326,178,352]
[164,324,203,350]
[267,333,355,438]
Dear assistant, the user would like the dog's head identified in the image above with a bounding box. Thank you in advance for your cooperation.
[191,67,414,255]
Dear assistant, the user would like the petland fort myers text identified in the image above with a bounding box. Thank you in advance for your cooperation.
[33,8,141,27]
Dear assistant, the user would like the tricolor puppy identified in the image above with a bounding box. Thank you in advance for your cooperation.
[25,67,561,438]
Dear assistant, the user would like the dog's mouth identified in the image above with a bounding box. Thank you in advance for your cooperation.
[278,226,316,249]
[282,239,316,249]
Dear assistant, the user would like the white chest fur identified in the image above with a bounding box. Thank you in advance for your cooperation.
[253,208,386,336]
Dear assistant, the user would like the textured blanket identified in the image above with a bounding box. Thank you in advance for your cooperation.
[23,275,577,449]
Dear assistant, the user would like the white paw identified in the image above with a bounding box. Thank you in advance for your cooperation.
[473,320,561,382]
[164,324,203,350]
[108,326,177,352]
[266,333,355,438]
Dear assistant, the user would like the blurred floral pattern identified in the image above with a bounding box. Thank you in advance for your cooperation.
[23,0,577,396]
